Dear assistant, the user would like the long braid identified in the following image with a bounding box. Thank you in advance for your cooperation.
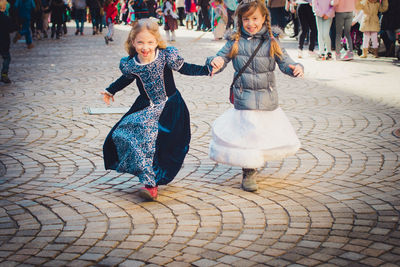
[265,10,283,59]
[228,31,241,58]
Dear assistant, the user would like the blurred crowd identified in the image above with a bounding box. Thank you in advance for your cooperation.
[1,0,399,84]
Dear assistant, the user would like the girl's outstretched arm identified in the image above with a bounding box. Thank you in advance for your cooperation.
[178,62,212,76]
[100,74,136,105]
[275,46,304,78]
[165,46,212,76]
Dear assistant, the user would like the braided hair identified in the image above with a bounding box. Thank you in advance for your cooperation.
[227,0,283,59]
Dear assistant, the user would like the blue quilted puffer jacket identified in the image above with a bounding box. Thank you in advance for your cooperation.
[207,25,303,110]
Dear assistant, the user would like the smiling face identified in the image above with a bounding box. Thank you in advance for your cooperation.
[132,29,159,63]
[241,7,266,35]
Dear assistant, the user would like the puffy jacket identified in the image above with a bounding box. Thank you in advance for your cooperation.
[207,26,303,111]
[356,0,388,32]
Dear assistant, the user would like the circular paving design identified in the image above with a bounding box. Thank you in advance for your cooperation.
[0,24,399,266]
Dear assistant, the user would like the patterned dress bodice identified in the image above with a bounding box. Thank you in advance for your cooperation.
[119,47,185,105]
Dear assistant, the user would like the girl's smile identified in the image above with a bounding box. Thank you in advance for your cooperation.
[132,29,159,63]
[242,8,266,34]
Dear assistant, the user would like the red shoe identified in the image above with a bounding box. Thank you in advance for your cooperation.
[138,186,158,201]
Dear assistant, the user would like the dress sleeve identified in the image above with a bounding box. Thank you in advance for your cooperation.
[105,75,136,95]
[119,56,137,79]
[178,62,211,76]
[165,47,185,71]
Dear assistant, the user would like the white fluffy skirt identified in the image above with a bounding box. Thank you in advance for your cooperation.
[209,107,301,168]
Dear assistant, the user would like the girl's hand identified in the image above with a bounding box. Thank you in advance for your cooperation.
[100,91,114,105]
[289,64,304,78]
[211,66,220,76]
[211,56,224,70]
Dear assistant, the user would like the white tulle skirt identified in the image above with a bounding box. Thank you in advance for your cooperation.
[209,107,301,168]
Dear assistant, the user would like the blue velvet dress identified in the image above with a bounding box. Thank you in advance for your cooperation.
[103,47,210,187]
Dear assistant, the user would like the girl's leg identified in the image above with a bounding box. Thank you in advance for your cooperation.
[371,31,379,57]
[307,8,317,52]
[361,31,371,58]
[165,30,170,41]
[1,52,11,83]
[371,32,378,48]
[80,16,85,34]
[75,18,80,34]
[322,18,333,54]
[335,12,345,58]
[343,12,353,52]
[242,168,258,192]
[362,31,371,49]
[316,16,325,55]
[297,4,309,51]
[171,30,176,41]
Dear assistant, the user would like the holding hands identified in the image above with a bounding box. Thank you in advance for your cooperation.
[100,91,114,105]
[289,64,304,78]
[210,56,224,76]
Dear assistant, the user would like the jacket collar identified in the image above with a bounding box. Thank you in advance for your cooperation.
[240,24,269,40]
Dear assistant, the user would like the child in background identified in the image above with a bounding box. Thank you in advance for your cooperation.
[49,0,65,39]
[184,0,197,30]
[212,0,227,40]
[0,0,17,83]
[163,0,178,41]
[209,0,303,192]
[101,18,212,201]
[356,0,388,58]
[332,0,356,60]
[104,0,119,44]
[312,0,335,60]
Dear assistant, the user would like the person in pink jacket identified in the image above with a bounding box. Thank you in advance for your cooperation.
[332,0,356,60]
[312,0,335,60]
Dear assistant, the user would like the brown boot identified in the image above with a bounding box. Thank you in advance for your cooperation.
[360,48,368,58]
[190,21,193,30]
[373,48,379,58]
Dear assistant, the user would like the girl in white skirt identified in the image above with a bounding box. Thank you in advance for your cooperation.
[209,0,304,192]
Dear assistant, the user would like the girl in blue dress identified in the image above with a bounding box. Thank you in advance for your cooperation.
[101,18,211,201]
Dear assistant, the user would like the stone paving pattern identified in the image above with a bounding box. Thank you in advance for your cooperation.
[0,24,399,266]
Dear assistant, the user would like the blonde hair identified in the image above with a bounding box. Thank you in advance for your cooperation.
[227,0,282,59]
[125,18,167,57]
[0,0,7,11]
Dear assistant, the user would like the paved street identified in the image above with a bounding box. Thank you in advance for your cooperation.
[0,23,399,267]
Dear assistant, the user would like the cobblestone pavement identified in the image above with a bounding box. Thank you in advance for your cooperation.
[0,23,399,267]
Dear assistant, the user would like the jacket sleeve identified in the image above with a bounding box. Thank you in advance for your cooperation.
[379,0,388,13]
[205,40,234,74]
[312,0,321,16]
[165,47,185,71]
[275,47,304,77]
[105,75,136,95]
